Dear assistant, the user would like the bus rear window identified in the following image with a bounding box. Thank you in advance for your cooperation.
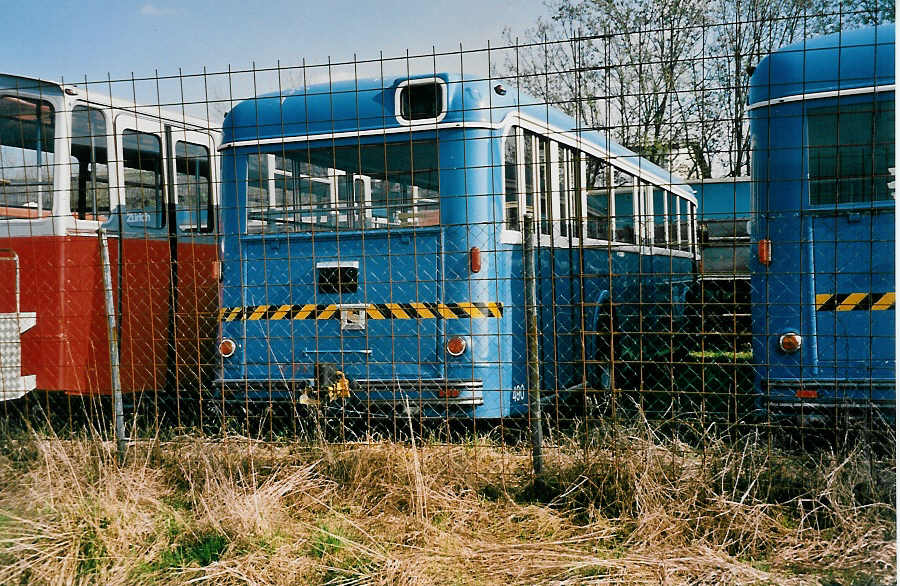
[808,100,894,205]
[245,139,439,233]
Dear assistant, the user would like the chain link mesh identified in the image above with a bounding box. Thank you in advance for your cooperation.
[0,9,894,453]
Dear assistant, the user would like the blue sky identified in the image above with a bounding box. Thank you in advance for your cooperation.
[4,1,548,85]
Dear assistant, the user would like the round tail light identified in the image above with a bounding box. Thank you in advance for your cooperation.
[219,338,237,358]
[445,336,467,357]
[778,332,802,353]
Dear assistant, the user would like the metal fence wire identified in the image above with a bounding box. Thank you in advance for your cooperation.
[0,7,894,453]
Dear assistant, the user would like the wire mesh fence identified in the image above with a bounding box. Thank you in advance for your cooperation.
[0,8,894,457]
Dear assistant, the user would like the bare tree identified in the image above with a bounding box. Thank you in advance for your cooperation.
[500,0,894,178]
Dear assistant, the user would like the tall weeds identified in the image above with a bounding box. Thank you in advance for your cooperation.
[0,422,893,585]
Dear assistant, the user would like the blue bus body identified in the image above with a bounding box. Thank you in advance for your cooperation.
[217,74,698,419]
[748,25,895,418]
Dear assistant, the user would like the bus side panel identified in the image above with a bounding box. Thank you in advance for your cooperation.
[174,238,219,389]
[610,251,641,388]
[113,237,172,394]
[538,245,584,396]
[0,234,182,397]
[749,105,804,403]
[1,236,109,393]
[504,243,529,416]
[475,242,517,418]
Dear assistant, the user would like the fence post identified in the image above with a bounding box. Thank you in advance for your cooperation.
[523,214,542,476]
[99,229,126,459]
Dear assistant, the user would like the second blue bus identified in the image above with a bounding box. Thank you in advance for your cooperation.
[749,25,895,422]
[216,74,699,419]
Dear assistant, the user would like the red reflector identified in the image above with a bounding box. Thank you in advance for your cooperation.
[796,389,817,399]
[758,239,772,265]
[438,388,460,399]
[219,338,236,358]
[779,332,802,353]
[469,246,482,273]
[446,336,467,356]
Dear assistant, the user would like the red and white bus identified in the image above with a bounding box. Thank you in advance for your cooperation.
[0,73,219,404]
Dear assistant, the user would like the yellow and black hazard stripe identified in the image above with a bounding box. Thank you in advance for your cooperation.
[815,292,895,312]
[219,301,503,322]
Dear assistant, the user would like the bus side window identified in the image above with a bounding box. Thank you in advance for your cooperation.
[678,197,689,251]
[557,144,576,238]
[175,141,212,232]
[668,193,680,248]
[585,154,610,240]
[504,129,519,230]
[70,106,109,221]
[122,130,164,229]
[0,96,55,219]
[690,202,698,255]
[652,188,667,247]
[537,136,551,236]
[523,130,535,221]
[613,169,635,244]
[246,152,272,232]
[639,180,653,245]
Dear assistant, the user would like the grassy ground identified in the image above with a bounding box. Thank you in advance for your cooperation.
[0,424,894,585]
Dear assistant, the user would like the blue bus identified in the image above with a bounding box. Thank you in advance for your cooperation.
[748,25,895,422]
[216,74,698,419]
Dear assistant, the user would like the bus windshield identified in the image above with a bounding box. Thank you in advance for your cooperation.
[246,139,439,233]
[0,96,55,218]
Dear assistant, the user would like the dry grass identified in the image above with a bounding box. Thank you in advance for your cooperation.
[0,423,893,585]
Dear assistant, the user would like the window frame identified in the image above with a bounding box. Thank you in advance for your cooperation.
[498,124,696,255]
[0,94,58,220]
[119,126,166,230]
[174,138,214,233]
[70,104,112,222]
[243,138,441,234]
[394,78,448,127]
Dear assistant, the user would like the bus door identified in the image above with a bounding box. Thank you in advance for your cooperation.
[113,113,172,393]
[170,128,218,390]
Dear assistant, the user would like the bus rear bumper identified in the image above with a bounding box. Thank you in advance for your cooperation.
[759,378,895,422]
[213,377,484,408]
